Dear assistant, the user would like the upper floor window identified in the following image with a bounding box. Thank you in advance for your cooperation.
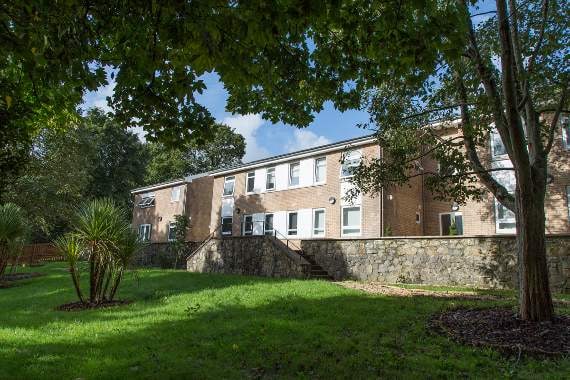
[266,168,276,191]
[289,162,300,186]
[246,172,255,193]
[561,116,570,150]
[223,176,235,196]
[491,129,507,158]
[314,157,326,183]
[138,224,152,242]
[171,186,181,202]
[138,193,155,208]
[340,150,361,178]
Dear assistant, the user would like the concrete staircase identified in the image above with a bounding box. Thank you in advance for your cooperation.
[293,250,333,281]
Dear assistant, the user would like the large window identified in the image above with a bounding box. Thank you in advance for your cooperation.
[138,193,155,208]
[439,213,463,236]
[314,157,326,183]
[561,116,570,150]
[340,151,361,178]
[246,172,255,193]
[171,187,181,202]
[243,215,253,235]
[313,209,325,237]
[138,224,152,242]
[264,213,274,236]
[287,212,298,236]
[342,206,361,236]
[223,176,235,196]
[266,168,276,191]
[167,222,176,241]
[491,129,507,158]
[289,162,300,186]
[221,217,233,236]
[495,201,516,233]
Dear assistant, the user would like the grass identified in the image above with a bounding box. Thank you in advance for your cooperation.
[1,263,569,379]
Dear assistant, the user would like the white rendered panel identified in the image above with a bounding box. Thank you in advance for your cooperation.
[299,158,314,187]
[275,164,289,190]
[298,208,312,238]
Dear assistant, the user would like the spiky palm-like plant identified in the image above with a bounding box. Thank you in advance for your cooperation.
[107,227,144,301]
[0,203,27,277]
[54,234,85,303]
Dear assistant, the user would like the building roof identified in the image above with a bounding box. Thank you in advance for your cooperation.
[209,133,377,176]
[130,172,211,194]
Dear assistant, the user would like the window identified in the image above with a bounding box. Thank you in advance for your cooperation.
[495,201,516,233]
[264,213,274,236]
[561,116,570,150]
[138,194,155,208]
[314,157,326,183]
[223,176,235,196]
[266,168,276,191]
[221,217,233,236]
[287,212,298,236]
[440,213,463,236]
[289,162,300,186]
[138,224,151,242]
[313,209,325,237]
[340,151,361,178]
[171,187,181,202]
[243,215,253,236]
[491,129,507,158]
[342,206,361,236]
[246,172,255,193]
[167,222,176,242]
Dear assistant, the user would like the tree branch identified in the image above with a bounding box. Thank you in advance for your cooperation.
[545,80,569,155]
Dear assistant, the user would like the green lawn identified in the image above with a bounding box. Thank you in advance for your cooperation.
[1,263,569,379]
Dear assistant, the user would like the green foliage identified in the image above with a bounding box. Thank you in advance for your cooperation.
[145,124,245,184]
[449,220,458,236]
[0,203,28,277]
[171,214,191,269]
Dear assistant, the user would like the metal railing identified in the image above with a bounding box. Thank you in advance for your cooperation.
[186,224,223,260]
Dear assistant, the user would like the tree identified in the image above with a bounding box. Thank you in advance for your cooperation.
[145,124,246,184]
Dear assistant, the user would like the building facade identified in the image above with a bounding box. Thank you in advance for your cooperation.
[132,115,570,243]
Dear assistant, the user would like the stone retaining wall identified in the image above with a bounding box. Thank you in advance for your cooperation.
[301,235,570,292]
[135,242,199,269]
[186,236,310,278]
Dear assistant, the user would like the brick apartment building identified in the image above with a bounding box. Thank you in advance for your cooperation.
[132,116,570,243]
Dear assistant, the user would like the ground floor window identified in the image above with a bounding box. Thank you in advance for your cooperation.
[167,222,176,242]
[287,212,298,236]
[495,200,516,234]
[313,209,325,236]
[264,213,274,236]
[221,217,233,236]
[342,206,361,236]
[243,215,253,235]
[439,212,463,236]
[138,224,152,242]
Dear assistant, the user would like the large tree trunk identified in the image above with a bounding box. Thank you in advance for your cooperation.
[515,185,554,321]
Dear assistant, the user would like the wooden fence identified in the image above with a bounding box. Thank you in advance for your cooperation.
[12,243,64,266]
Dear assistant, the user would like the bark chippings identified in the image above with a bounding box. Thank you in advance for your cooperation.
[429,307,570,357]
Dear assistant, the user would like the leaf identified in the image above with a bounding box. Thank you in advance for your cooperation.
[5,95,12,109]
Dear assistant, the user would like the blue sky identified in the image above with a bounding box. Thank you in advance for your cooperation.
[83,0,496,163]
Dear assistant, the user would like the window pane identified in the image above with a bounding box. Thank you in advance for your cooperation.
[492,131,507,156]
[288,212,298,235]
[223,177,235,196]
[243,216,253,235]
[168,224,176,241]
[315,158,326,182]
[289,163,300,186]
[171,187,180,202]
[264,214,274,235]
[342,207,360,227]
[246,172,255,192]
[440,214,451,235]
[314,210,325,229]
[341,151,361,177]
[454,215,464,235]
[266,168,275,190]
[221,217,232,235]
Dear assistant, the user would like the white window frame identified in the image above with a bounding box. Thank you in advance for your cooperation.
[167,222,177,242]
[341,206,361,237]
[171,186,181,202]
[314,157,327,184]
[243,215,253,236]
[340,150,362,178]
[265,167,276,191]
[138,193,155,208]
[439,212,463,236]
[221,217,233,236]
[490,128,508,160]
[287,211,298,236]
[494,200,516,234]
[264,213,274,236]
[312,208,326,237]
[138,224,152,242]
[561,116,570,150]
[222,176,235,197]
[289,162,300,187]
[245,172,256,194]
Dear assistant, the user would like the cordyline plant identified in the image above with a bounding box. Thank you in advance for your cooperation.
[0,203,27,278]
[55,199,144,305]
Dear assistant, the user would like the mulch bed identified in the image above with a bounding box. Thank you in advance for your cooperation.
[0,272,43,288]
[56,300,132,312]
[429,307,570,357]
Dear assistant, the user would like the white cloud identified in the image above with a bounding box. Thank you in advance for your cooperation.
[222,114,270,162]
[286,129,331,152]
[84,80,116,113]
[128,125,147,143]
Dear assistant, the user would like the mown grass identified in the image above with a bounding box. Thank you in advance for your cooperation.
[1,263,569,379]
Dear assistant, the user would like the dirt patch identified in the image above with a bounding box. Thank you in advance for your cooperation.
[335,281,505,301]
[56,300,132,312]
[429,307,570,357]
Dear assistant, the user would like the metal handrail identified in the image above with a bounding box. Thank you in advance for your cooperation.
[186,224,223,260]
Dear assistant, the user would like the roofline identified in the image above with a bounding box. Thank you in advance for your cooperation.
[130,179,186,194]
[210,134,377,177]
